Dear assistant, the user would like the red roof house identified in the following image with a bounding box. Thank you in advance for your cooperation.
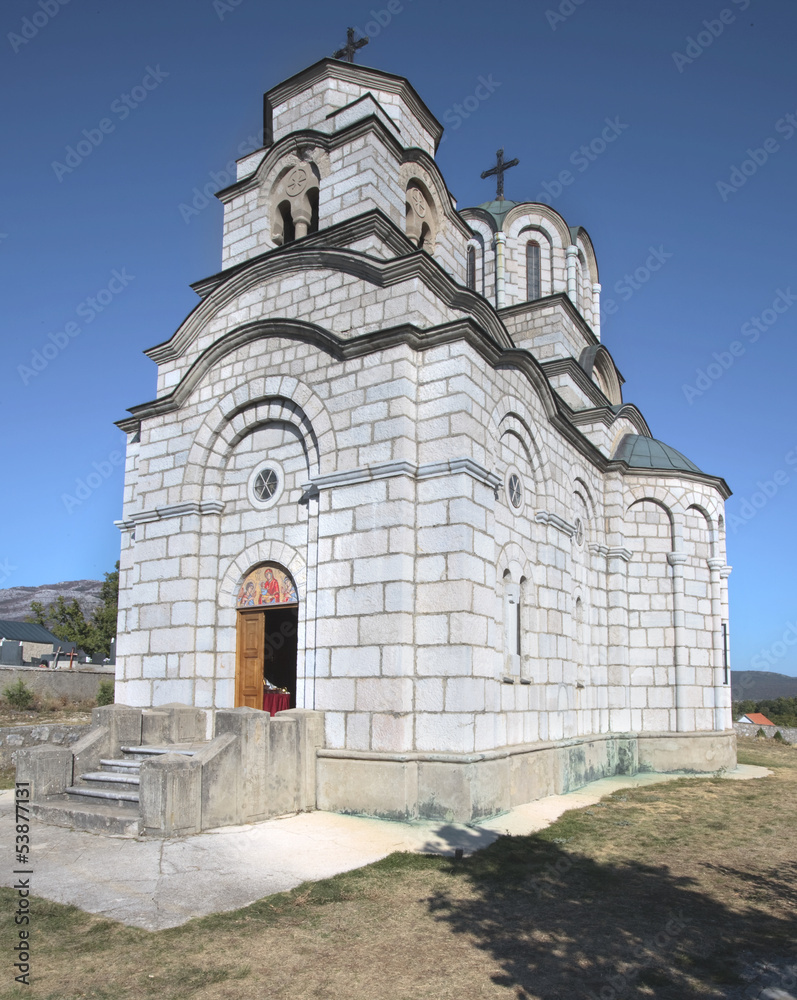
[739,712,775,727]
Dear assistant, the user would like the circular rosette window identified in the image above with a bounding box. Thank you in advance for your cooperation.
[505,468,525,514]
[248,463,285,510]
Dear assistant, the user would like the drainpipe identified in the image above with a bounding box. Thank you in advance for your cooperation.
[494,231,506,309]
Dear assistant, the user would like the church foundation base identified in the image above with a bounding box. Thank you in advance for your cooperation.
[316,731,737,823]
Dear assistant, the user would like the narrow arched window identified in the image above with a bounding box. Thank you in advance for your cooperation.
[526,241,541,300]
[503,570,521,677]
[277,201,295,244]
[466,246,476,290]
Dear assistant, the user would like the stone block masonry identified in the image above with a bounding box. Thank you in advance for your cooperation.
[108,56,735,823]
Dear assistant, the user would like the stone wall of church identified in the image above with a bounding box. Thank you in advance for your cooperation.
[116,322,732,750]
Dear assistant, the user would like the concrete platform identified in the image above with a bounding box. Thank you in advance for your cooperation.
[1,764,769,931]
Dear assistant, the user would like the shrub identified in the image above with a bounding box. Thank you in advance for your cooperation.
[773,730,785,743]
[3,680,35,711]
[96,680,115,707]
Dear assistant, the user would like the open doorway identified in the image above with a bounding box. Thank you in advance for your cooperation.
[234,563,299,711]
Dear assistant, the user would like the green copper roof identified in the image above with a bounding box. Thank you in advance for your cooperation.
[613,435,703,474]
[476,199,518,228]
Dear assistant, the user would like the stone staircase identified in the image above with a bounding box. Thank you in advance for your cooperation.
[18,703,325,838]
[34,744,203,837]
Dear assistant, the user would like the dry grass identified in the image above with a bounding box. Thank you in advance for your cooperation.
[1,737,795,1000]
[0,703,93,729]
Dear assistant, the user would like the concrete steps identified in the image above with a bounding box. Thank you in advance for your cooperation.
[51,743,207,836]
[32,795,141,837]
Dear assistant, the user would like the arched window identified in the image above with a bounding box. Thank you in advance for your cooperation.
[503,570,521,678]
[467,246,476,290]
[277,201,295,245]
[526,241,541,300]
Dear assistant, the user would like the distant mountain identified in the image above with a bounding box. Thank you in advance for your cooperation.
[0,580,102,622]
[732,670,797,702]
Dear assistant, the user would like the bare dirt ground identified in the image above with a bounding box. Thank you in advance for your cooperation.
[2,737,795,1000]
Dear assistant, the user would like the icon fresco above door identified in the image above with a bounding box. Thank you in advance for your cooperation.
[236,564,298,608]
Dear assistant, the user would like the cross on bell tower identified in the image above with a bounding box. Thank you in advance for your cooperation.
[480,148,520,201]
[333,27,369,63]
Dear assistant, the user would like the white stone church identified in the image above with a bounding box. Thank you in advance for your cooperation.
[112,57,735,821]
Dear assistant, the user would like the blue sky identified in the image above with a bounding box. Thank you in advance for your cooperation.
[1,0,795,675]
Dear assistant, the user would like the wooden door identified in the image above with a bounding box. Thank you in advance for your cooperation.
[235,610,265,708]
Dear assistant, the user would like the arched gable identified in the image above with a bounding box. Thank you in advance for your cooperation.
[184,372,335,486]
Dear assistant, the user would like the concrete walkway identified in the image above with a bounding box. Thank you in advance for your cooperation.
[2,764,769,931]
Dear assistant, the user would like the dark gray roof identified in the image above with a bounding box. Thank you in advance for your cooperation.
[613,435,703,474]
[0,620,73,648]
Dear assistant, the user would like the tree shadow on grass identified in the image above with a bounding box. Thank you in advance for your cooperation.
[424,835,796,1000]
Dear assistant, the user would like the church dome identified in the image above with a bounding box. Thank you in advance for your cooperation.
[612,434,703,474]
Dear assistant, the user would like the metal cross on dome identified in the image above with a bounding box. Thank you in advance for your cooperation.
[333,27,369,63]
[481,148,520,201]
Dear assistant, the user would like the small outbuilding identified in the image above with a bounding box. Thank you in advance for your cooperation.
[738,712,775,727]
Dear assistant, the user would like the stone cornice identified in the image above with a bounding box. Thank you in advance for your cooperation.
[145,240,514,366]
[301,457,501,494]
[119,316,732,500]
[609,463,732,500]
[535,510,578,537]
[114,500,225,530]
[189,210,417,301]
[541,357,612,410]
[589,544,632,562]
[120,317,559,430]
[568,403,651,439]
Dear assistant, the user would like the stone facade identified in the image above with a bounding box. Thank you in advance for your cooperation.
[113,59,735,820]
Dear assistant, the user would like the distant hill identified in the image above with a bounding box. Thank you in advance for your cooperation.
[0,580,102,622]
[732,670,797,702]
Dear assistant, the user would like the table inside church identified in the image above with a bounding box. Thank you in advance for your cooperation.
[263,690,290,716]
